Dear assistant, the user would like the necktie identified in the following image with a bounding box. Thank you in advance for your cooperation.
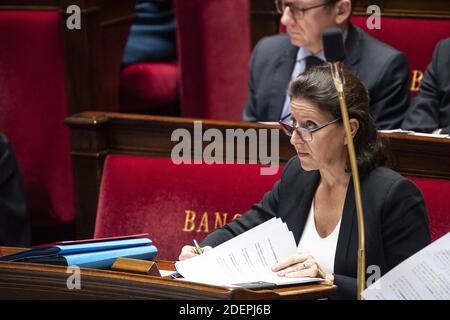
[280,55,325,119]
[304,55,324,71]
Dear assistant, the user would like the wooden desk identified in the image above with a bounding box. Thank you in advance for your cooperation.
[0,247,336,300]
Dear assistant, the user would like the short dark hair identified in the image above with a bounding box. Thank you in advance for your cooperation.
[288,65,386,175]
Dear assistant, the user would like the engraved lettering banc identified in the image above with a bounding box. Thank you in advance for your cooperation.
[182,210,242,233]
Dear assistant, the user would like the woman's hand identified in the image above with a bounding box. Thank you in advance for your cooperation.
[272,250,334,285]
[178,245,212,261]
[272,250,320,278]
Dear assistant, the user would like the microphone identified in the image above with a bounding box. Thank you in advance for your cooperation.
[323,28,346,62]
[323,28,346,92]
[323,28,367,300]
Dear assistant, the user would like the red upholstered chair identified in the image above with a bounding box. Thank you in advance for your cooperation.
[119,0,251,120]
[94,155,282,260]
[174,0,251,120]
[119,62,179,115]
[0,11,75,241]
[350,16,450,94]
[406,176,450,241]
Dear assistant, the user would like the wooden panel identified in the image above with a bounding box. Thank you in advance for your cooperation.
[65,112,450,239]
[383,133,450,179]
[354,0,450,19]
[60,0,136,114]
[0,1,59,10]
[250,0,280,48]
[0,249,336,300]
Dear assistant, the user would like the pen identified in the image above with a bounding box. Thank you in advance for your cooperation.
[193,239,203,255]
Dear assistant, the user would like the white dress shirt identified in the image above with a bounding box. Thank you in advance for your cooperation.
[280,48,326,119]
[280,30,348,119]
[297,199,341,274]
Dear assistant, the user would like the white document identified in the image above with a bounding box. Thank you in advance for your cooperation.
[362,232,450,300]
[175,218,322,287]
[257,121,280,126]
[407,132,450,139]
[378,129,450,139]
[378,129,414,134]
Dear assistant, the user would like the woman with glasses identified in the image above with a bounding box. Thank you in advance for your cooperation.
[180,66,430,299]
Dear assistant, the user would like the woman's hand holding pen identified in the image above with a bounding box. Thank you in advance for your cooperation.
[178,245,212,261]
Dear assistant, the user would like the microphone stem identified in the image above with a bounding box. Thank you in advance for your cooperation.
[331,63,366,300]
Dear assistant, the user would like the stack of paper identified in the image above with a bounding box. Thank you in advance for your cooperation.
[175,218,322,287]
[378,129,415,134]
[362,232,450,300]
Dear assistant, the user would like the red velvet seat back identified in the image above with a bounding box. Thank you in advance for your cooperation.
[0,11,75,226]
[350,16,450,93]
[174,0,251,121]
[95,155,282,260]
[406,176,450,241]
[119,62,179,114]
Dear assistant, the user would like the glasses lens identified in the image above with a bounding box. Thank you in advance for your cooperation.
[299,128,313,141]
[279,122,294,136]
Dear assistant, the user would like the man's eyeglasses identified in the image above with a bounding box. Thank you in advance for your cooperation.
[279,113,341,141]
[275,0,334,21]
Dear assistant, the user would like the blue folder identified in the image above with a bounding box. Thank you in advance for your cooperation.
[0,237,158,269]
[23,245,158,269]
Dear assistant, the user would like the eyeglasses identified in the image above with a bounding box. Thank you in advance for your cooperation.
[275,0,334,21]
[279,113,341,141]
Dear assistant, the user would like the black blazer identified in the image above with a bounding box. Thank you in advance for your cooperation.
[243,24,410,130]
[0,133,31,246]
[402,38,450,133]
[201,157,431,299]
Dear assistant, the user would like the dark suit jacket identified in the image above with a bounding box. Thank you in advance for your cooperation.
[243,24,410,130]
[402,38,450,133]
[122,1,176,66]
[0,133,31,246]
[201,156,431,299]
